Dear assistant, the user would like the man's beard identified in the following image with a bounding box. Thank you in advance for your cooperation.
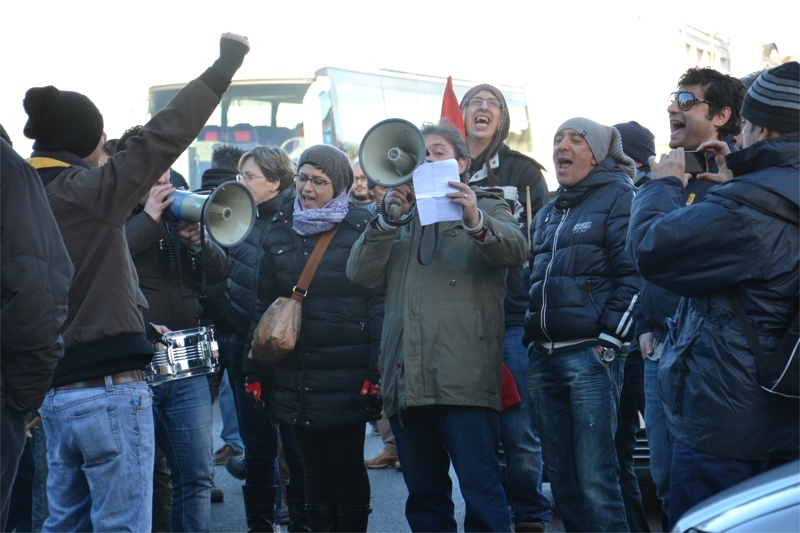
[350,190,371,203]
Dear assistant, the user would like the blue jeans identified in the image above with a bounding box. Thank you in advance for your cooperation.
[528,346,629,532]
[219,370,244,453]
[152,376,214,532]
[40,378,155,532]
[500,328,552,527]
[669,439,789,530]
[390,405,511,533]
[644,357,672,521]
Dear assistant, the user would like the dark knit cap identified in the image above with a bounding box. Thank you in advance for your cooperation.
[23,86,104,158]
[297,145,354,197]
[613,121,656,165]
[741,61,800,133]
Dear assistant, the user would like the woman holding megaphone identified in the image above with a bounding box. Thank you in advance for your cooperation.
[246,144,382,532]
[347,121,527,532]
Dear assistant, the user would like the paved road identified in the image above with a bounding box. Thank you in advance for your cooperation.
[210,403,663,532]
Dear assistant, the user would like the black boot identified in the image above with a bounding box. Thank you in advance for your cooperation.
[242,485,278,532]
[286,485,311,532]
[305,503,336,532]
[335,505,371,533]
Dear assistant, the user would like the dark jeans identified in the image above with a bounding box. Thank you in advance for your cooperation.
[1,408,28,531]
[615,351,650,532]
[231,374,280,488]
[390,405,511,533]
[528,347,629,532]
[669,439,790,530]
[292,423,370,508]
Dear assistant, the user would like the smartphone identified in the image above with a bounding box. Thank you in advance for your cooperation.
[684,150,708,176]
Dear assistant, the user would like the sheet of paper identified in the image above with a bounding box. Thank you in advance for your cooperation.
[412,160,463,226]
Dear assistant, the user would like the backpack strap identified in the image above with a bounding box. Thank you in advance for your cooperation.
[712,181,799,226]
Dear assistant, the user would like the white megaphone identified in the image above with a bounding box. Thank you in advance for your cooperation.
[166,180,255,248]
[359,118,426,188]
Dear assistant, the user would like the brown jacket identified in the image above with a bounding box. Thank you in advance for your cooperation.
[34,79,221,387]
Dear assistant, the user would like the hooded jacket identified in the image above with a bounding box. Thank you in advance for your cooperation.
[628,133,799,461]
[524,156,639,353]
[347,188,528,417]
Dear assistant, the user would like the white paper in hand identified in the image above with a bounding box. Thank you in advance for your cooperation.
[412,160,463,226]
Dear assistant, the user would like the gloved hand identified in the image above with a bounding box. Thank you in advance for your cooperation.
[245,374,265,410]
[360,371,382,417]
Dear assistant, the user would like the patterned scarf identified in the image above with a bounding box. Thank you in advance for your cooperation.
[292,190,349,236]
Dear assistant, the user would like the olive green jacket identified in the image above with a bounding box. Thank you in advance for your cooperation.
[347,188,527,417]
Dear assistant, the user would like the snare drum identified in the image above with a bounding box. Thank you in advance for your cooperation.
[145,326,219,386]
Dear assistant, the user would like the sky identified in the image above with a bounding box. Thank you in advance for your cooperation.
[2,0,798,187]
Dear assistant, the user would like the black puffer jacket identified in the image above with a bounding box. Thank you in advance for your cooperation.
[246,199,382,428]
[226,188,294,380]
[628,133,799,461]
[524,156,639,353]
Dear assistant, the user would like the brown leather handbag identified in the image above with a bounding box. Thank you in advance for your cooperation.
[249,224,340,365]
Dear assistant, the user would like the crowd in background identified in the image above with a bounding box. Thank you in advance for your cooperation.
[1,30,798,533]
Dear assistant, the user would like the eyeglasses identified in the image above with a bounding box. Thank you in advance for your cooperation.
[466,96,501,109]
[295,174,332,189]
[669,91,718,111]
[237,172,266,183]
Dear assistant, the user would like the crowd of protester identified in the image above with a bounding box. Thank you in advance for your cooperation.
[1,30,798,533]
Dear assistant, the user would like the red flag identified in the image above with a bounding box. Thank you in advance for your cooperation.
[441,76,466,141]
[500,363,521,411]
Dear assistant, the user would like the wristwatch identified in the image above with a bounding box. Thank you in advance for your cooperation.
[595,345,617,363]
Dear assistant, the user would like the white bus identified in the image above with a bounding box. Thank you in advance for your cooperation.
[148,67,534,189]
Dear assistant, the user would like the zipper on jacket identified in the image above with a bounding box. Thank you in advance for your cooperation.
[540,208,569,354]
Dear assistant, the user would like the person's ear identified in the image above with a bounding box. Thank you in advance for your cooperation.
[457,157,468,176]
[713,106,732,129]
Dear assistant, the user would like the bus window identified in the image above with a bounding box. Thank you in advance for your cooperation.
[334,84,384,147]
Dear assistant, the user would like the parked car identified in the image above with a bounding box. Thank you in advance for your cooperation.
[673,460,800,532]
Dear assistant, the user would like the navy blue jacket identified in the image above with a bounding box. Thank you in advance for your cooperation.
[524,156,639,353]
[628,133,799,461]
[633,135,737,342]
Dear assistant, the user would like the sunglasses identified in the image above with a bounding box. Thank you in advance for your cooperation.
[669,91,718,111]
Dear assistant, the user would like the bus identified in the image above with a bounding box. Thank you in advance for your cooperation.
[148,67,534,189]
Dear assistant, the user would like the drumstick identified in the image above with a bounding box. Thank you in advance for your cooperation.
[26,416,41,432]
[526,186,532,244]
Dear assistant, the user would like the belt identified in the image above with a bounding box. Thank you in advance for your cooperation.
[55,370,144,390]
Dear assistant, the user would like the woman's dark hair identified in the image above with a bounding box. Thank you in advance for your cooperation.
[677,67,747,139]
[420,120,471,182]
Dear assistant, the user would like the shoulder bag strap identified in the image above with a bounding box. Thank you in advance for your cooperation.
[291,223,341,303]
[713,181,799,226]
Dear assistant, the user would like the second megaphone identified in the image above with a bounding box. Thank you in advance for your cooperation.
[359,118,426,188]
[166,180,256,248]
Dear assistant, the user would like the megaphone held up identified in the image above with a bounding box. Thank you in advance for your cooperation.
[359,118,425,188]
[166,180,256,248]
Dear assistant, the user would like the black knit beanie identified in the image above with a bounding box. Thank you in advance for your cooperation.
[613,121,656,166]
[23,86,104,158]
[741,61,800,133]
[297,145,354,197]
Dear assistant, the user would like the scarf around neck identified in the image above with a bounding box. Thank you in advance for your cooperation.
[292,190,349,236]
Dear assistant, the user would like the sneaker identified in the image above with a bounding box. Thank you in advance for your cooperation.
[213,443,243,466]
[211,482,224,503]
[370,422,380,436]
[225,455,246,480]
[364,449,399,469]
[394,460,402,471]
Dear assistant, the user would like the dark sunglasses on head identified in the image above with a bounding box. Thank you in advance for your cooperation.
[669,91,718,111]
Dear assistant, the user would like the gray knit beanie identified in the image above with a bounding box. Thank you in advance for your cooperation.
[741,61,800,133]
[297,144,354,197]
[556,117,636,178]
